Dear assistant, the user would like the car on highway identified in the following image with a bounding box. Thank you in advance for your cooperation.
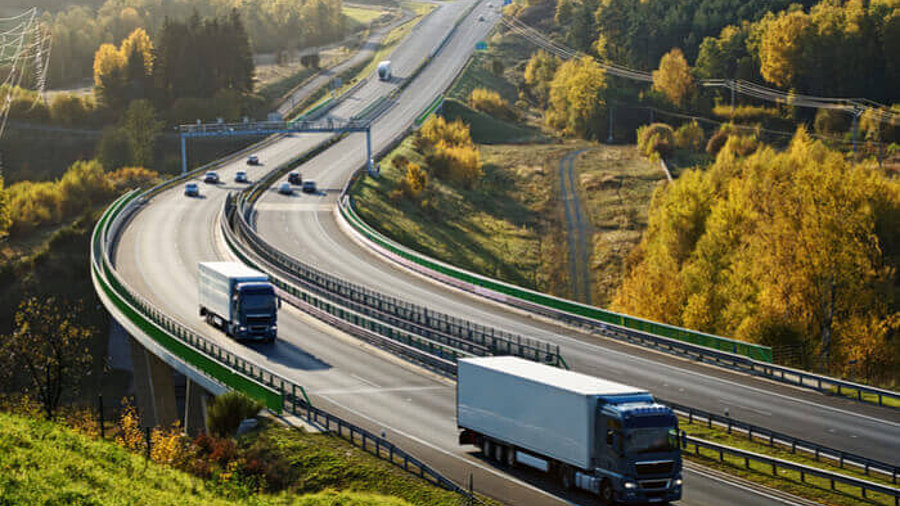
[288,171,302,185]
[478,14,485,21]
[247,155,260,165]
[184,182,199,197]
[278,182,293,195]
[234,171,248,183]
[203,171,220,184]
[302,180,317,193]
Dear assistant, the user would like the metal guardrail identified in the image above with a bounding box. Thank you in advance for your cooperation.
[93,189,477,503]
[337,195,900,408]
[684,436,900,505]
[663,399,899,483]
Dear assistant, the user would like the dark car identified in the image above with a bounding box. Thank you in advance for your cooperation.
[247,155,260,165]
[288,171,302,185]
[302,180,317,193]
[234,171,248,183]
[203,171,220,184]
[184,182,199,197]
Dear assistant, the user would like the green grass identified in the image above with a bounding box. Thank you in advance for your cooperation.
[344,5,390,26]
[0,411,415,505]
[826,386,900,408]
[441,99,545,144]
[573,146,666,306]
[355,138,584,297]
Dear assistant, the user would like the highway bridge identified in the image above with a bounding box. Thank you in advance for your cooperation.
[94,0,900,504]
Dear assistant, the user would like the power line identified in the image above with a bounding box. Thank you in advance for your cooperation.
[501,15,899,125]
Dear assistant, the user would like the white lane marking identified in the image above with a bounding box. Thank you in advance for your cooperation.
[318,393,567,504]
[350,373,382,389]
[718,399,773,417]
[316,385,444,396]
[685,464,811,506]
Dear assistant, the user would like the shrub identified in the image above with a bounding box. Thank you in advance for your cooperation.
[58,160,113,216]
[674,121,705,151]
[468,88,514,120]
[636,123,675,159]
[206,391,264,437]
[414,116,472,152]
[706,129,729,155]
[98,127,131,171]
[814,108,851,137]
[107,167,160,191]
[712,104,781,122]
[426,142,482,188]
[49,93,94,126]
[399,162,428,199]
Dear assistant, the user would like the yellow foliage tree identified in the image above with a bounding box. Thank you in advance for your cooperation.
[468,88,513,120]
[401,163,428,199]
[120,27,154,75]
[614,128,900,380]
[524,49,559,107]
[758,10,812,88]
[546,57,606,138]
[93,43,126,87]
[652,48,694,106]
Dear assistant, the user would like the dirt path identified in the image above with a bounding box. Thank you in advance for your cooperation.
[559,148,593,304]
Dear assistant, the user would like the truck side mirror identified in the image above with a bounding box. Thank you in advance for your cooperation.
[606,430,614,446]
[681,430,687,449]
[277,297,283,309]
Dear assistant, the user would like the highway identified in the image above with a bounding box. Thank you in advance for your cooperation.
[251,13,900,474]
[111,0,888,504]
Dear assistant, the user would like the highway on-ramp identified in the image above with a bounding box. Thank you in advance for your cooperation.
[113,1,859,504]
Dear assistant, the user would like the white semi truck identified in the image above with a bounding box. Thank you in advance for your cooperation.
[376,60,392,81]
[198,262,278,343]
[457,357,682,504]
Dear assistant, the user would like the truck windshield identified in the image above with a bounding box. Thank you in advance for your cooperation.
[242,292,275,313]
[627,427,678,454]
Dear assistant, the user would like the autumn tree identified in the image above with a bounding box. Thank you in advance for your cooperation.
[546,57,606,138]
[93,42,127,109]
[524,50,560,107]
[400,163,428,199]
[0,297,94,419]
[652,48,694,106]
[123,99,163,168]
[0,175,11,239]
[614,129,900,380]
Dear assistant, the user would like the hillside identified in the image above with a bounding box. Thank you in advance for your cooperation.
[0,411,411,506]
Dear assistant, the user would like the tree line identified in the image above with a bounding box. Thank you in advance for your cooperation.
[44,0,345,88]
[614,128,899,382]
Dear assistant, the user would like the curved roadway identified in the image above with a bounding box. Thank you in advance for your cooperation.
[252,4,900,468]
[112,1,878,504]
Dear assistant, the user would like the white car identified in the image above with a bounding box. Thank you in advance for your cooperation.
[234,171,248,183]
[247,155,260,165]
[203,171,220,184]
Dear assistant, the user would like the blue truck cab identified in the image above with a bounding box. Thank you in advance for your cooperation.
[594,394,683,503]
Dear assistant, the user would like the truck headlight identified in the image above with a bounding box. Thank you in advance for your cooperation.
[270,325,277,330]
[674,478,683,487]
[238,326,246,331]
[624,482,637,490]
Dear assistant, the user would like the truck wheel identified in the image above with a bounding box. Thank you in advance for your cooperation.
[505,446,516,467]
[559,465,574,490]
[600,479,615,504]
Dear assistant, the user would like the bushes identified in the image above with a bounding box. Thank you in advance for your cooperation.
[5,160,116,236]
[108,167,160,192]
[674,121,705,151]
[415,116,483,188]
[398,163,428,200]
[207,391,263,437]
[636,123,675,159]
[468,88,514,120]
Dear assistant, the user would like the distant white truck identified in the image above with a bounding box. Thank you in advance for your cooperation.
[198,262,278,343]
[457,357,683,504]
[376,60,392,81]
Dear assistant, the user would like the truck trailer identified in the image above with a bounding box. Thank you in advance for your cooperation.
[198,262,278,342]
[376,60,392,81]
[457,357,682,504]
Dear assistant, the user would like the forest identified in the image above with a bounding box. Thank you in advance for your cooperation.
[44,0,345,87]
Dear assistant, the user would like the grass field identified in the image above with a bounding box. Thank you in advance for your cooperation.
[344,5,391,26]
[0,410,474,505]
[573,147,666,306]
[355,138,581,297]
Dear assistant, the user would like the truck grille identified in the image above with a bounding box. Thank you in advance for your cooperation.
[640,480,669,490]
[636,461,674,476]
[247,317,271,325]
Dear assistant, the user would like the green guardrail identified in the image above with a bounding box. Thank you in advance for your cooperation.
[339,200,774,363]
[93,195,284,412]
[414,94,444,126]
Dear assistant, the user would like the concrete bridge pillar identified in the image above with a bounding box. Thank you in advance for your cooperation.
[183,378,210,435]
[130,335,179,428]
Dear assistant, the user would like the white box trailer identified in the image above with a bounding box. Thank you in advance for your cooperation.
[457,356,683,503]
[198,262,278,342]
